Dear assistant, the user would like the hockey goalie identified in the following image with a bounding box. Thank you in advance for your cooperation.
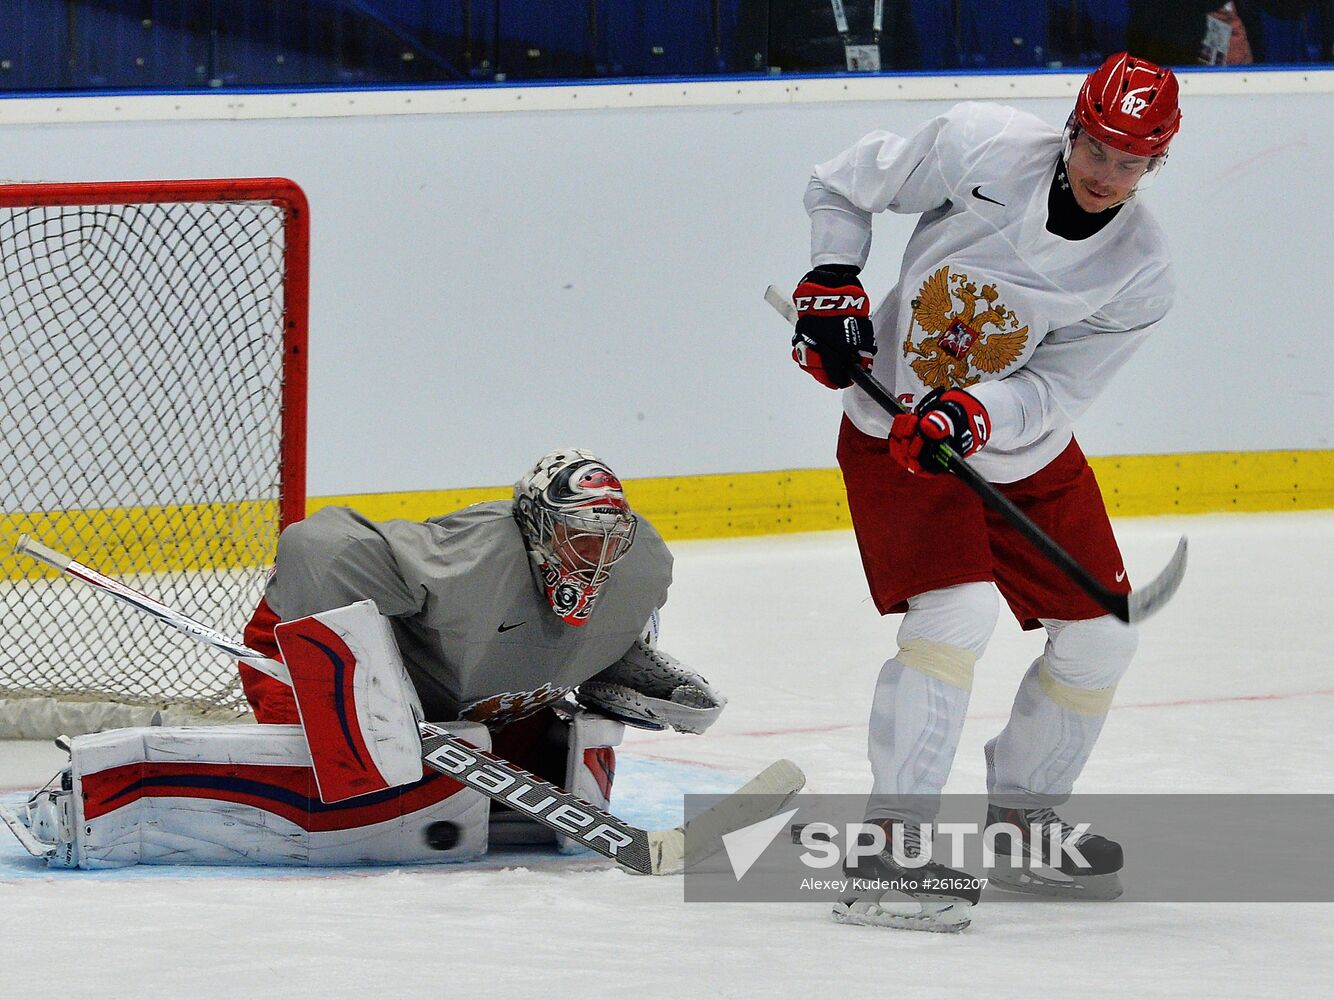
[8,448,729,869]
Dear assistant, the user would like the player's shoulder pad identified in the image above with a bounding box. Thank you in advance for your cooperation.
[631,514,669,553]
[614,516,673,610]
[425,498,515,530]
[936,102,1057,188]
[943,101,1051,144]
[276,504,385,568]
[616,514,672,575]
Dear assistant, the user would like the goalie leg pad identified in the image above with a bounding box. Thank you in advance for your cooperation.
[557,706,625,854]
[14,722,490,868]
[275,601,425,803]
[486,706,625,854]
[575,641,727,734]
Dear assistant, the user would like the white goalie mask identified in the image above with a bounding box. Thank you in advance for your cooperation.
[514,448,637,626]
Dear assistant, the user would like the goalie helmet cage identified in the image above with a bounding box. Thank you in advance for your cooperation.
[0,178,309,738]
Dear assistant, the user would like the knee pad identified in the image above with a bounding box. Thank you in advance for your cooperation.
[1041,615,1138,692]
[894,582,999,690]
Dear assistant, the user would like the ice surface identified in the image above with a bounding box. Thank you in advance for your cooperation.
[0,512,1329,999]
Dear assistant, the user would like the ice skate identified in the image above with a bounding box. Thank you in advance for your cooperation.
[985,803,1123,900]
[831,820,983,933]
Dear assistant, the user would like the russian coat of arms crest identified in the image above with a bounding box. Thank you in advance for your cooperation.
[906,266,1030,389]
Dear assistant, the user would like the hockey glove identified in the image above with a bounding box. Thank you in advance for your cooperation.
[889,386,991,475]
[575,641,726,734]
[791,266,876,389]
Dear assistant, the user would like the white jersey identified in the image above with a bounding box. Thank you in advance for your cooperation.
[807,102,1174,482]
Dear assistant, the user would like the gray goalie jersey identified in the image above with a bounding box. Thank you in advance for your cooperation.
[263,502,673,724]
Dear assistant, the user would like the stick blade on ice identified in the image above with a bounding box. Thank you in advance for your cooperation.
[648,758,806,875]
[1126,535,1188,623]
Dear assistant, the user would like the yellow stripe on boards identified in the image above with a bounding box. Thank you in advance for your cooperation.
[0,501,279,582]
[310,468,854,540]
[615,468,852,540]
[3,450,1329,580]
[1090,450,1333,515]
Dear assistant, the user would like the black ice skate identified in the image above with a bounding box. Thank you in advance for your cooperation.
[831,819,983,933]
[985,803,1124,900]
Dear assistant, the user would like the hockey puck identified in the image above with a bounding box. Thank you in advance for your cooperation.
[423,821,461,851]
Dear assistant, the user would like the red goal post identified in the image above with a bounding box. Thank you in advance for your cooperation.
[0,178,309,738]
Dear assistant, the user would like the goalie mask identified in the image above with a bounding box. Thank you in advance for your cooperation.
[514,448,637,626]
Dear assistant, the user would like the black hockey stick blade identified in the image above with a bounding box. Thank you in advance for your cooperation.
[764,285,1188,623]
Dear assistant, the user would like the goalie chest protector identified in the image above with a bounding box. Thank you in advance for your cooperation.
[267,503,672,724]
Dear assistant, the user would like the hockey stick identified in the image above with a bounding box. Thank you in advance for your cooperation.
[14,535,805,876]
[765,285,1187,623]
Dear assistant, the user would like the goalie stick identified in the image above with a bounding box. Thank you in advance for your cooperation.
[765,285,1187,624]
[14,535,805,876]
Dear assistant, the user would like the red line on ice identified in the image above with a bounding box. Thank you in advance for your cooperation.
[629,687,1334,743]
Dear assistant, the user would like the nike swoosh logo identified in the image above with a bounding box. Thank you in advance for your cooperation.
[497,621,526,633]
[1114,570,1127,583]
[971,185,1005,207]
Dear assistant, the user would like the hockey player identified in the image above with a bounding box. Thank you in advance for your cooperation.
[238,446,726,840]
[790,53,1181,930]
[11,449,725,869]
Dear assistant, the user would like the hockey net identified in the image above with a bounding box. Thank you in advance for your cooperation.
[0,179,308,738]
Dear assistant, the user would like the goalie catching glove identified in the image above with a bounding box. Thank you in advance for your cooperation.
[575,640,726,734]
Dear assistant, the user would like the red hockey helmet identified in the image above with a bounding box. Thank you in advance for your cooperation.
[1074,52,1181,158]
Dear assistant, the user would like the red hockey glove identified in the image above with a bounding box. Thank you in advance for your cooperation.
[791,266,876,389]
[889,386,991,475]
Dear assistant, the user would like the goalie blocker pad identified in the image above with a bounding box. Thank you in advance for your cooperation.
[575,640,726,734]
[275,601,425,803]
[19,722,490,869]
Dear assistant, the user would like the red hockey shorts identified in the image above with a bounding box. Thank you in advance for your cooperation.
[836,416,1130,629]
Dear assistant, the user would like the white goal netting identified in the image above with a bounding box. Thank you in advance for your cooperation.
[0,179,308,737]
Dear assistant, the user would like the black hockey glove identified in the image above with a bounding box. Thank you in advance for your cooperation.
[791,266,876,389]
